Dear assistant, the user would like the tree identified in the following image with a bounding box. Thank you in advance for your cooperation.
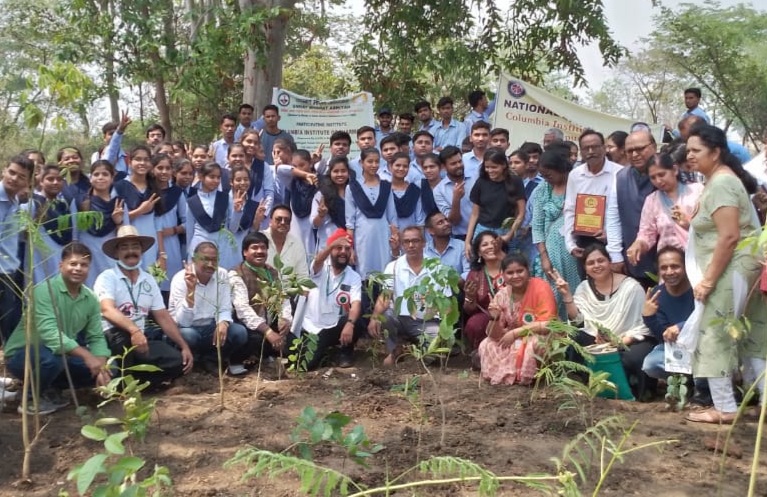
[587,48,689,127]
[351,0,624,113]
[651,1,767,146]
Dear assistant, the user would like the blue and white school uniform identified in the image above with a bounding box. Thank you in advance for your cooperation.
[392,183,425,232]
[114,180,159,269]
[345,179,397,279]
[77,192,119,288]
[247,158,275,230]
[155,185,186,291]
[185,189,242,268]
[311,191,346,253]
[285,176,317,259]
[25,192,77,284]
[221,190,259,270]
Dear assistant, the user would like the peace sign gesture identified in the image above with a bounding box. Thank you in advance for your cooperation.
[312,143,325,164]
[642,287,660,317]
[111,198,125,224]
[135,193,160,216]
[233,188,247,212]
[117,109,132,133]
[548,268,570,297]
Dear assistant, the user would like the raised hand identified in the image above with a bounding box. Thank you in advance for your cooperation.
[136,193,160,216]
[642,287,660,317]
[549,268,570,296]
[111,198,125,224]
[233,189,246,212]
[312,143,325,164]
[117,109,132,133]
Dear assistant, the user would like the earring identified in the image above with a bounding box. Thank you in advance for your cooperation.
[478,256,483,264]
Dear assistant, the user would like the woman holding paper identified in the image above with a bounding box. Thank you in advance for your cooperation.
[683,124,765,424]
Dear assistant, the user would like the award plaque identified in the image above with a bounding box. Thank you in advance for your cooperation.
[573,194,606,236]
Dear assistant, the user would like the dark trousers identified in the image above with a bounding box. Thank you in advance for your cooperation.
[230,326,294,364]
[301,318,362,371]
[568,330,657,400]
[6,332,95,393]
[0,270,23,342]
[104,326,184,385]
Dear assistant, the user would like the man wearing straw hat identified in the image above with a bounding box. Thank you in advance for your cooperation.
[94,225,193,385]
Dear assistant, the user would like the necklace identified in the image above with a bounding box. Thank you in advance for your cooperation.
[484,266,503,297]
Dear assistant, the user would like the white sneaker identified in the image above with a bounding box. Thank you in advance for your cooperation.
[227,364,248,376]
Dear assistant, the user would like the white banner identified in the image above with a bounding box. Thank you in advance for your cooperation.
[493,75,663,146]
[272,88,374,156]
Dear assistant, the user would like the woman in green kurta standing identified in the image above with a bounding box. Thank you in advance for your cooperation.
[685,124,766,424]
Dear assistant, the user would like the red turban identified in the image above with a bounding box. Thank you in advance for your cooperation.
[327,228,353,248]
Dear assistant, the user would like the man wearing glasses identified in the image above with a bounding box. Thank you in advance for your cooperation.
[616,130,658,288]
[563,129,623,276]
[262,204,309,278]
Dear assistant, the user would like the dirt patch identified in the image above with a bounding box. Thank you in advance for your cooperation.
[0,352,765,497]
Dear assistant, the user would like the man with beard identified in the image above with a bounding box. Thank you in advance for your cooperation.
[299,228,362,369]
[423,211,469,277]
[5,242,112,415]
[408,130,434,181]
[434,146,476,240]
[229,232,293,374]
[211,113,237,167]
[94,226,193,385]
[617,129,658,287]
[168,242,248,375]
[414,100,439,135]
[563,129,623,274]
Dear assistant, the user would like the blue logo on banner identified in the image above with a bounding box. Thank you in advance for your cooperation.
[507,80,526,99]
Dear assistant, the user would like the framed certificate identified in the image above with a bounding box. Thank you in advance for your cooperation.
[573,193,606,236]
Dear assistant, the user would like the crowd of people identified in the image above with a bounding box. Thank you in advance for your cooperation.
[1,87,766,426]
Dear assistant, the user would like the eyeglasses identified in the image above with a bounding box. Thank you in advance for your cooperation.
[626,143,652,155]
[273,216,291,224]
[402,238,423,246]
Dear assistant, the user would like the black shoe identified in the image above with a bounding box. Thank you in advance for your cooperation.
[337,352,354,368]
[202,360,220,375]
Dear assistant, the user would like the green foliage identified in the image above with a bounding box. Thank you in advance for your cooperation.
[66,349,172,496]
[664,374,688,412]
[290,407,384,467]
[652,1,767,144]
[353,0,624,113]
[288,333,319,373]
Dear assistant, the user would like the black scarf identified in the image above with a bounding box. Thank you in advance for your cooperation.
[288,179,317,219]
[187,191,229,233]
[393,183,421,218]
[34,193,74,246]
[238,199,259,232]
[247,159,266,199]
[115,180,152,211]
[156,185,183,217]
[348,180,391,219]
[420,179,439,217]
[328,195,346,229]
[80,194,117,237]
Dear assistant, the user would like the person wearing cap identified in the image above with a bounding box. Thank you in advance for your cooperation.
[299,228,363,369]
[168,241,248,374]
[433,96,466,151]
[5,242,112,415]
[94,225,193,385]
[229,231,293,374]
[375,107,394,148]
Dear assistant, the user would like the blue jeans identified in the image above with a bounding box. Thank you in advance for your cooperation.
[179,321,247,362]
[642,343,667,380]
[7,340,96,392]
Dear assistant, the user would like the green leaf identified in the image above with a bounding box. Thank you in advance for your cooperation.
[124,363,162,372]
[104,432,129,455]
[81,425,108,441]
[76,453,108,494]
[112,456,145,474]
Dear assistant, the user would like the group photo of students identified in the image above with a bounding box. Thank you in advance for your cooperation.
[1,88,766,427]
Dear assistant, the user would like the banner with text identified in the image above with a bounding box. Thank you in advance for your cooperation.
[272,88,374,156]
[493,75,663,145]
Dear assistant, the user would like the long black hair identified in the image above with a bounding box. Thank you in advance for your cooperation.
[479,147,522,215]
[687,124,757,194]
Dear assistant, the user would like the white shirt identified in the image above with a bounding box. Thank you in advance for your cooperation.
[168,266,233,327]
[228,265,292,332]
[94,267,165,332]
[562,159,623,262]
[383,256,449,318]
[302,260,362,334]
[263,227,309,279]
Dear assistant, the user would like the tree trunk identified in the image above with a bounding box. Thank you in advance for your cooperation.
[100,0,119,122]
[154,76,173,140]
[240,0,298,113]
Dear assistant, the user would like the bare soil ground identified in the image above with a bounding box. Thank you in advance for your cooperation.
[0,349,765,497]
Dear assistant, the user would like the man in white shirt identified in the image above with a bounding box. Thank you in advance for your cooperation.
[300,228,363,369]
[168,242,247,374]
[562,129,623,274]
[229,231,293,374]
[94,226,193,385]
[263,204,309,278]
[369,226,449,366]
